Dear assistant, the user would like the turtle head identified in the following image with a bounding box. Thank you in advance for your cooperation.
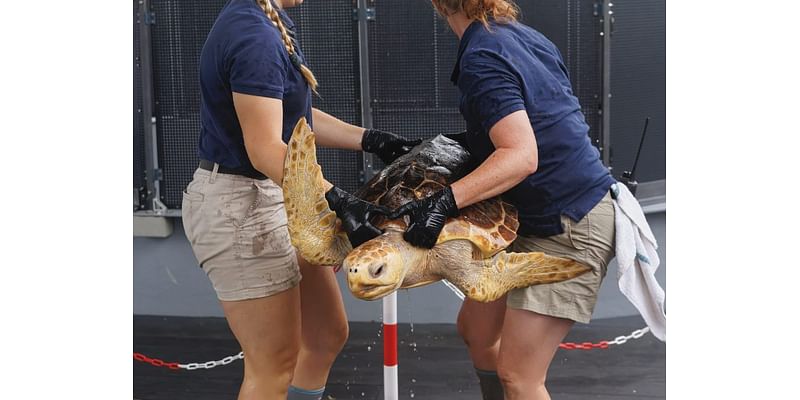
[343,230,427,300]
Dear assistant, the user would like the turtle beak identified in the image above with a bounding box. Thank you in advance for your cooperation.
[343,235,407,300]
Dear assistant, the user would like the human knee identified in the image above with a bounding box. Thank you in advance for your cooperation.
[497,359,544,393]
[457,317,498,350]
[306,319,349,358]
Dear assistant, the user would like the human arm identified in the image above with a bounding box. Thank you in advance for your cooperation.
[389,111,537,248]
[234,93,388,246]
[450,110,537,208]
[311,108,421,164]
[391,51,537,248]
[311,107,364,150]
[234,92,290,185]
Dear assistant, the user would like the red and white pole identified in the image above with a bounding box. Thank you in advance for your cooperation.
[383,291,398,400]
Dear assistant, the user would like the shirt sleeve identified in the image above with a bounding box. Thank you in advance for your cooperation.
[458,50,527,132]
[227,26,287,99]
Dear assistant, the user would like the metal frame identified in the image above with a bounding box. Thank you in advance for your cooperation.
[600,0,613,167]
[356,0,379,181]
[138,0,168,215]
[133,0,650,215]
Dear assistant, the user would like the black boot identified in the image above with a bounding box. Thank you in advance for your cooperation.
[475,367,504,400]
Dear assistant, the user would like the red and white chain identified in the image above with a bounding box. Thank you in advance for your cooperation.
[135,284,652,370]
[135,326,651,370]
[134,351,244,370]
[559,327,650,350]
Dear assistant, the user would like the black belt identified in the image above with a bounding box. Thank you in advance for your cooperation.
[198,159,267,180]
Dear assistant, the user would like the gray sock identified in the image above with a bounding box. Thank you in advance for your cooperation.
[287,385,325,400]
[475,367,504,400]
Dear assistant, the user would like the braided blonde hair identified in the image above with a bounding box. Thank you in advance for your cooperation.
[256,0,319,92]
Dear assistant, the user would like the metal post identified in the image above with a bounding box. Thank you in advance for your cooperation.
[382,291,399,400]
[138,0,167,214]
[356,5,397,397]
[356,0,379,181]
[600,0,613,167]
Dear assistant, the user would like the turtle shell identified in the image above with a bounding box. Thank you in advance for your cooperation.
[356,135,519,256]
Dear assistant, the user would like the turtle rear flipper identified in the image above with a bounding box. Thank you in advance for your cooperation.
[282,118,352,265]
[462,251,590,302]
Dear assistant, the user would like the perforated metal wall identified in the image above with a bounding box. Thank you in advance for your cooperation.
[520,0,604,148]
[366,0,605,162]
[149,0,224,208]
[366,0,465,174]
[609,0,665,182]
[135,0,612,211]
[286,0,363,193]
[146,0,362,209]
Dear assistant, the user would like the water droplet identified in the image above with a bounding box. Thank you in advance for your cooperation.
[361,392,365,397]
[411,378,417,383]
[367,345,372,351]
[410,391,415,398]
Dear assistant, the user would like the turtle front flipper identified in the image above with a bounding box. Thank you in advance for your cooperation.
[459,251,590,302]
[282,118,352,266]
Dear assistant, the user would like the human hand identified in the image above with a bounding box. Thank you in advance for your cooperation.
[361,129,422,164]
[388,187,459,249]
[325,186,390,247]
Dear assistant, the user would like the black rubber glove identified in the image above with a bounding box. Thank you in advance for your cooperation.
[325,186,390,247]
[388,187,459,249]
[361,129,422,165]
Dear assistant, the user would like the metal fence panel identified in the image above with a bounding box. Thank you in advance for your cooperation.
[134,1,146,210]
[365,0,605,172]
[146,0,362,209]
[609,0,666,182]
[135,0,622,210]
[286,0,363,193]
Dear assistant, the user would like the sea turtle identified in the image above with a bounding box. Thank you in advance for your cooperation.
[282,119,589,302]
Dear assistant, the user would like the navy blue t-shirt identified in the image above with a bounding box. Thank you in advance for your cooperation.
[198,0,312,177]
[452,20,616,237]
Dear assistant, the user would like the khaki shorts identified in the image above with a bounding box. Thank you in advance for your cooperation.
[181,167,300,302]
[507,192,615,323]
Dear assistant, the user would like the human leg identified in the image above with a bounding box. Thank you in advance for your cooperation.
[183,170,306,398]
[457,297,507,400]
[498,192,616,399]
[497,309,573,400]
[221,288,302,399]
[290,257,350,395]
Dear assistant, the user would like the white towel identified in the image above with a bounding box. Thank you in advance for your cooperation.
[611,183,667,341]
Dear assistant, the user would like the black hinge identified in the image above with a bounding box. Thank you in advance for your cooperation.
[134,187,147,210]
[148,168,163,181]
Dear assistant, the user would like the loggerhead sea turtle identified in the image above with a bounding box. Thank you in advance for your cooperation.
[282,119,589,302]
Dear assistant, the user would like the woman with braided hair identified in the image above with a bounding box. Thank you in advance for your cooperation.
[181,1,418,398]
[389,0,618,399]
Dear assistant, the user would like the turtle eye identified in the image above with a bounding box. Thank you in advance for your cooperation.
[370,263,385,278]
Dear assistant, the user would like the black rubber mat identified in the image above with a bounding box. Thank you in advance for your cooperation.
[134,315,665,399]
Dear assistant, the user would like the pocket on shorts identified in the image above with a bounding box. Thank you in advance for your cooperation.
[181,180,205,245]
[564,215,590,252]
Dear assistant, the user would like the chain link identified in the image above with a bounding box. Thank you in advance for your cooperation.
[559,327,650,350]
[177,351,245,370]
[607,327,650,346]
[136,327,652,368]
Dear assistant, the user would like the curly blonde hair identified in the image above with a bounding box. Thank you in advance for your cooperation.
[432,0,519,27]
